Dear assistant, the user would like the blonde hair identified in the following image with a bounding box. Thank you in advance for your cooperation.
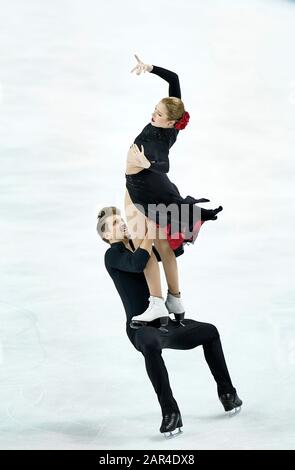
[161,97,185,122]
[97,206,121,244]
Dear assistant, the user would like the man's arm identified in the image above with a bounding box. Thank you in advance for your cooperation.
[126,142,169,175]
[105,246,150,273]
[105,221,155,273]
[136,142,170,174]
[139,222,154,256]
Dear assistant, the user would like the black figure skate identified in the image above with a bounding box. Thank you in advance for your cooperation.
[160,411,183,438]
[219,391,243,416]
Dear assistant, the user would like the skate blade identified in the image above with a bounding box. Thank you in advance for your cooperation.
[172,313,185,324]
[168,313,186,327]
[227,406,242,417]
[163,427,183,439]
[130,321,168,332]
[158,326,168,333]
[170,320,186,327]
[129,321,146,329]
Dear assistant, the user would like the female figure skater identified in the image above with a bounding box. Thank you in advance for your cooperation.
[125,55,223,328]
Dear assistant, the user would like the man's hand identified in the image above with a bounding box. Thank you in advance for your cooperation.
[126,143,151,174]
[130,54,153,75]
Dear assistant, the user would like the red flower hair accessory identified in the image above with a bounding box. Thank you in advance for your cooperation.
[174,111,190,130]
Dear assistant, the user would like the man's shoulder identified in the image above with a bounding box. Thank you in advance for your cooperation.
[104,243,123,267]
[104,246,114,266]
[104,246,111,256]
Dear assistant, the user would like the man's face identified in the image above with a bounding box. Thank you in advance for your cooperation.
[151,101,175,128]
[104,214,129,243]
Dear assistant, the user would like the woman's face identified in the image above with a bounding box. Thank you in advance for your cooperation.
[151,101,175,128]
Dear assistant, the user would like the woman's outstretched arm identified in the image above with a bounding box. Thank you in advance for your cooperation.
[131,55,181,98]
[150,65,181,99]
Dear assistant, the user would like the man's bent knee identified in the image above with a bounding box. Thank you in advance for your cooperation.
[135,328,162,354]
[207,323,220,340]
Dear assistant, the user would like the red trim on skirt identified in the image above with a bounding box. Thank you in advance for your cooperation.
[156,220,204,250]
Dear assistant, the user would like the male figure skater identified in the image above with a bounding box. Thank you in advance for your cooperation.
[97,206,242,437]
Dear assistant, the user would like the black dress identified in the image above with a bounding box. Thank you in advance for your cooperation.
[126,65,222,258]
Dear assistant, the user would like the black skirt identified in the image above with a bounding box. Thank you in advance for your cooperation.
[125,170,209,256]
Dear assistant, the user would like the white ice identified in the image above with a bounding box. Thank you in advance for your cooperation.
[0,0,295,450]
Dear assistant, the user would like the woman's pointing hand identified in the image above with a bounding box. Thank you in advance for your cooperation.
[130,54,153,75]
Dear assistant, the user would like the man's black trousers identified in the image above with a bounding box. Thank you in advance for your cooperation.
[127,318,236,415]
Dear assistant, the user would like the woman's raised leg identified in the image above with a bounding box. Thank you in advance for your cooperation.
[154,235,180,295]
[154,229,185,321]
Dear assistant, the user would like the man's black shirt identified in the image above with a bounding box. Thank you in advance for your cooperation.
[104,240,151,326]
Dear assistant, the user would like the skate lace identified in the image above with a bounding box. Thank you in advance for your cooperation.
[146,296,156,311]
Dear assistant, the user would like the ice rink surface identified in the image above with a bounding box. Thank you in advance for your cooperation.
[0,0,294,450]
